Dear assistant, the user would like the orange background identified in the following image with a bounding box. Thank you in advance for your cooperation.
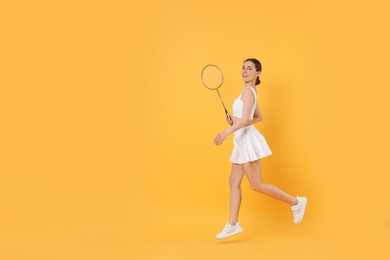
[1,0,389,259]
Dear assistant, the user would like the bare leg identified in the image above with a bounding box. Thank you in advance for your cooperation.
[228,163,246,225]
[243,159,298,206]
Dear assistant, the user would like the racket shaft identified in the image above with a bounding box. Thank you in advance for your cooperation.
[216,89,228,111]
[216,89,232,125]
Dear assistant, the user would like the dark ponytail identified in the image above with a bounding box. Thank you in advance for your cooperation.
[244,58,262,85]
[256,76,261,85]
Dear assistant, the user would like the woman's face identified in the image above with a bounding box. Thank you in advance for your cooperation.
[241,61,259,83]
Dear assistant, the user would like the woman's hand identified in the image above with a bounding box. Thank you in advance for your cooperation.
[213,129,231,146]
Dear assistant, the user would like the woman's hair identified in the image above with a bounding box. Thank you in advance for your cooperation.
[244,58,262,85]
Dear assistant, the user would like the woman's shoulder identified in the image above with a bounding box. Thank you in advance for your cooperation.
[242,87,257,97]
[248,86,257,93]
[240,87,256,102]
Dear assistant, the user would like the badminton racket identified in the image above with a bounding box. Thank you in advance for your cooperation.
[201,64,233,125]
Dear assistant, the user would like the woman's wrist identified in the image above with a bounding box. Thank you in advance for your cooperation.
[226,127,233,135]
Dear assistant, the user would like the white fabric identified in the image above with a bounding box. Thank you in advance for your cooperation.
[232,87,257,119]
[230,87,272,164]
[229,125,272,164]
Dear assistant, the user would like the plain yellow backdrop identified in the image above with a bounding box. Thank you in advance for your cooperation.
[1,0,389,259]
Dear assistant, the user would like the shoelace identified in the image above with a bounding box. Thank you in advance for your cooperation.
[223,225,234,233]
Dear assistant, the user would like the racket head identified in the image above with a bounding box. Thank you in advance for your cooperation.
[201,64,224,90]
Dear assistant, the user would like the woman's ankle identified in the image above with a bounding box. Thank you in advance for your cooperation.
[228,220,237,225]
[290,197,298,206]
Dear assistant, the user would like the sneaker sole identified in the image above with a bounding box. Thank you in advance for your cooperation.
[216,228,243,239]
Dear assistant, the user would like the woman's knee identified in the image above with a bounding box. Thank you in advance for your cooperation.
[251,183,266,193]
[229,181,241,190]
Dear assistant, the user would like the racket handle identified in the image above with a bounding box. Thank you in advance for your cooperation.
[226,112,233,126]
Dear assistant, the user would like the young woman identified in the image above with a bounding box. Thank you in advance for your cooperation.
[213,58,308,239]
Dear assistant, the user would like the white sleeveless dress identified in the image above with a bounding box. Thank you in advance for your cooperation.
[229,87,272,164]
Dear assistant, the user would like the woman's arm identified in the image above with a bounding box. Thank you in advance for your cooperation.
[214,88,255,145]
[225,88,255,134]
[250,104,263,124]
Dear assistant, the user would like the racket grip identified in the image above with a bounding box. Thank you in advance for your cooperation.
[226,112,233,126]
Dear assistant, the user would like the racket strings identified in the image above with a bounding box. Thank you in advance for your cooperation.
[201,65,224,90]
[201,64,232,125]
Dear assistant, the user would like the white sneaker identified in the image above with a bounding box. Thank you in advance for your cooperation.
[215,222,243,239]
[291,196,308,224]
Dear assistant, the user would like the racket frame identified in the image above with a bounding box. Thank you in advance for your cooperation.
[201,64,233,126]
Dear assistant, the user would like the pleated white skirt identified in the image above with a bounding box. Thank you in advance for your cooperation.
[229,125,272,164]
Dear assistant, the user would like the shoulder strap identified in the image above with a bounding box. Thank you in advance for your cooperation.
[243,87,257,100]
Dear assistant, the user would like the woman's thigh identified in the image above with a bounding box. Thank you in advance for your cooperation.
[230,163,245,187]
[243,159,263,187]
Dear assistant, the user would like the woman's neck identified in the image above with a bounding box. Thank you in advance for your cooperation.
[243,81,256,89]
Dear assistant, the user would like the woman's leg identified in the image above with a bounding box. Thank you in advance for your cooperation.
[228,163,246,225]
[243,159,298,206]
